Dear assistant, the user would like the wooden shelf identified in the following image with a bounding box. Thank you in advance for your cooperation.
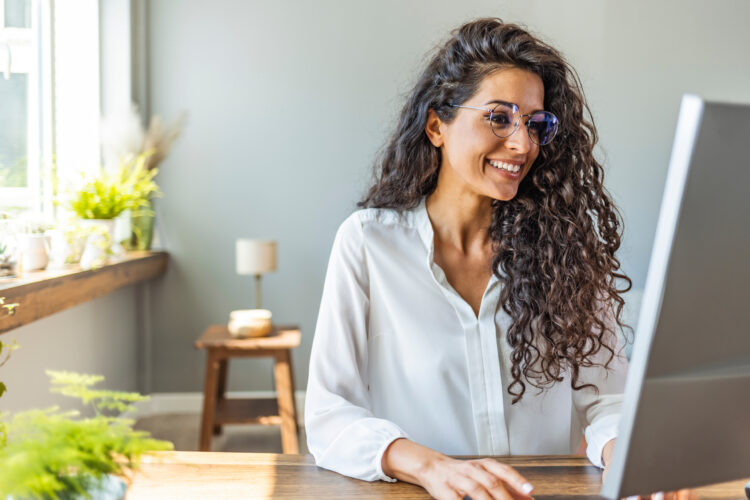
[0,251,168,334]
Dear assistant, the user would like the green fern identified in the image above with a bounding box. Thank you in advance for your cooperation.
[67,153,161,220]
[0,371,173,499]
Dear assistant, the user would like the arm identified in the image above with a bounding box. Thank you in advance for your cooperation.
[572,305,629,469]
[304,214,409,482]
[381,437,449,484]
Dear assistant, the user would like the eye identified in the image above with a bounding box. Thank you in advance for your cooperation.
[527,120,545,134]
[489,113,513,126]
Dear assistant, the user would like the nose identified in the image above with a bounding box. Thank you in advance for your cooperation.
[504,120,534,154]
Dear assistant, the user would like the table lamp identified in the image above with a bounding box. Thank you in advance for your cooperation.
[231,239,277,338]
[236,238,277,309]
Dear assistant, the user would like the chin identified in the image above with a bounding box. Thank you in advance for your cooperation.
[489,188,519,202]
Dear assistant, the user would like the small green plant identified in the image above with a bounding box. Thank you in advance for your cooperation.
[67,153,161,220]
[0,370,173,499]
[0,297,19,316]
[0,336,19,400]
[17,215,54,235]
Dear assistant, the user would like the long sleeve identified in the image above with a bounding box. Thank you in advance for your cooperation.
[572,306,629,469]
[304,213,409,482]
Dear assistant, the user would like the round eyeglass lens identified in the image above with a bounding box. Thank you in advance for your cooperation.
[527,111,559,146]
[489,103,519,138]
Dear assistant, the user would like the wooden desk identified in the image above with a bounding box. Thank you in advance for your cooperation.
[126,452,749,499]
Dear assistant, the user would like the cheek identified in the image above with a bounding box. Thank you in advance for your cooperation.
[445,135,487,169]
[528,145,541,166]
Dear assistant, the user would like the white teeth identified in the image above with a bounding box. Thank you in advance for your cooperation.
[488,160,520,173]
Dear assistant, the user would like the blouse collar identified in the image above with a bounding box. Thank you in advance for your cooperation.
[413,195,505,283]
[414,196,436,266]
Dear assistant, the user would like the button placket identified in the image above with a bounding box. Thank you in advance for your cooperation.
[415,197,504,455]
[476,278,509,454]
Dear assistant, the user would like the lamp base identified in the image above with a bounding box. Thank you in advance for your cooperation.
[228,309,272,338]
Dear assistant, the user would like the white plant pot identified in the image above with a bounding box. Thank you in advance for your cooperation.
[79,219,116,270]
[18,234,50,272]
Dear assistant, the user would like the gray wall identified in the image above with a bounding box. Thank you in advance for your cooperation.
[0,288,139,412]
[144,0,750,393]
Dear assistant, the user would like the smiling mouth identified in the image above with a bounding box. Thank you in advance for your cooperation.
[486,159,522,173]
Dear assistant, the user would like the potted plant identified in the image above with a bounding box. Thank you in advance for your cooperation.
[100,106,186,251]
[67,154,159,268]
[46,221,89,269]
[16,216,54,272]
[0,370,173,500]
[127,152,163,251]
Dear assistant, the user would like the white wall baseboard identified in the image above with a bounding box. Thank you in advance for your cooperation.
[130,390,307,427]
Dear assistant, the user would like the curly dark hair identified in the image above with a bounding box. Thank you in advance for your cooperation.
[359,18,632,403]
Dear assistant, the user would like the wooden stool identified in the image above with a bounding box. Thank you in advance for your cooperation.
[195,324,301,453]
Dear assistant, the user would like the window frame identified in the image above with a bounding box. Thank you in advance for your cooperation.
[0,0,48,213]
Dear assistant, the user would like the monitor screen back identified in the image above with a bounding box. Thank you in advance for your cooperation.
[601,95,750,499]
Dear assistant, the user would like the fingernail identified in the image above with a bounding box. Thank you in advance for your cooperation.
[521,482,534,495]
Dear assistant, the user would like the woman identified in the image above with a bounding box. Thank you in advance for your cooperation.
[306,18,646,500]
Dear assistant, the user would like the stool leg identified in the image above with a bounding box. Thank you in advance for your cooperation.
[214,359,228,435]
[274,349,299,454]
[199,350,220,451]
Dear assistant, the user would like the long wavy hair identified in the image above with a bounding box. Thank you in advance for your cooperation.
[359,18,632,403]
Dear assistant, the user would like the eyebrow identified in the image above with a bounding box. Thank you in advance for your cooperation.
[483,99,545,114]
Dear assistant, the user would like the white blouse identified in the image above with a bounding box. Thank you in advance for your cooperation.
[304,197,628,482]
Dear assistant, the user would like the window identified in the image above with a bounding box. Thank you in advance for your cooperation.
[1,0,106,217]
[0,0,41,212]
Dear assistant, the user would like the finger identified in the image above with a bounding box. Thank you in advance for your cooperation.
[476,459,535,498]
[462,463,516,500]
[448,473,496,500]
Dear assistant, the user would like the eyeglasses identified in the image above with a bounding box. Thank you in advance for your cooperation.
[449,102,559,146]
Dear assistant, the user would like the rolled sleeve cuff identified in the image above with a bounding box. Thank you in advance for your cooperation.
[374,434,409,482]
[313,418,410,482]
[584,413,620,469]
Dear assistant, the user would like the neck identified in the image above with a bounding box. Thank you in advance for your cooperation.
[425,170,494,255]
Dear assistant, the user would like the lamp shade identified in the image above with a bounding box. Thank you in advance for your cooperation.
[236,239,277,275]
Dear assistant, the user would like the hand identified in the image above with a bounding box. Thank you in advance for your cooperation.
[601,439,698,500]
[418,456,535,500]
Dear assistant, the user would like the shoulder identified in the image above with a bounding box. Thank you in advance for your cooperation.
[338,205,420,237]
[330,203,423,262]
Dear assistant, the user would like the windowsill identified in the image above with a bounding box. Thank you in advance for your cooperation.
[0,251,168,334]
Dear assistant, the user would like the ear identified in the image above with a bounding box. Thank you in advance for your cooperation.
[425,109,445,148]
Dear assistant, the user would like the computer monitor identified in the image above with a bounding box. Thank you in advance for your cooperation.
[601,94,750,499]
